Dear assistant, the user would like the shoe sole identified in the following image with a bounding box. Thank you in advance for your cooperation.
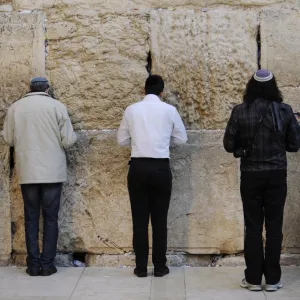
[265,284,283,292]
[240,283,262,291]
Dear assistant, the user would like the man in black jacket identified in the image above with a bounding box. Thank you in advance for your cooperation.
[224,69,300,292]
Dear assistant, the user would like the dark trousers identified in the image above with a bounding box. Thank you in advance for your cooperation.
[240,171,287,285]
[21,183,62,270]
[128,158,172,271]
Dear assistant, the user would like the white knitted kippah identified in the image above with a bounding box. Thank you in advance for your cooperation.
[254,69,274,82]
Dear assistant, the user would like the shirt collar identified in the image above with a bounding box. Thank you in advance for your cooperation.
[143,94,161,102]
[24,92,50,97]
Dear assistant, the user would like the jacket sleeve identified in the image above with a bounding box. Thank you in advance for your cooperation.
[171,108,188,145]
[286,109,300,152]
[57,104,77,149]
[117,108,131,146]
[2,107,15,147]
[223,106,238,153]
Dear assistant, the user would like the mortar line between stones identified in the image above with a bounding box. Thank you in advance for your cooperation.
[69,267,85,300]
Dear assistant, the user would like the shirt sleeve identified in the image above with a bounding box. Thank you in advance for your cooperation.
[171,108,188,145]
[58,104,77,149]
[286,108,300,152]
[117,108,131,146]
[2,107,15,147]
[223,106,238,153]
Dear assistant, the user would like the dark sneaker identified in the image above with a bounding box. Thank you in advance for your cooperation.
[154,266,170,277]
[40,266,57,277]
[134,268,147,278]
[26,268,40,277]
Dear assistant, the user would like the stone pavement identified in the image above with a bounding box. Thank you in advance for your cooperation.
[0,266,299,300]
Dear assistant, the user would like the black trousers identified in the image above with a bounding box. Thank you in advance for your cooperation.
[240,170,287,285]
[21,183,62,270]
[128,158,172,271]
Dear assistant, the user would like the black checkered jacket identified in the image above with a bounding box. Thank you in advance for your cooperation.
[223,98,300,172]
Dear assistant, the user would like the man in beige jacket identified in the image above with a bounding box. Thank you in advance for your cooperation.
[2,77,77,276]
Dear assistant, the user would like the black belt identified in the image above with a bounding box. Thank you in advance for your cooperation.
[130,157,169,162]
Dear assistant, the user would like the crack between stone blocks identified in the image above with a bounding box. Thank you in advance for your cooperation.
[257,23,261,70]
[146,51,152,76]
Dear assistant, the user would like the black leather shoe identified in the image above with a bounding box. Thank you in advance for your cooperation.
[134,268,147,278]
[154,266,170,277]
[40,266,57,276]
[26,267,40,276]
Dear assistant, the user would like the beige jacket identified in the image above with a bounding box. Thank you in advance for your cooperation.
[2,92,77,184]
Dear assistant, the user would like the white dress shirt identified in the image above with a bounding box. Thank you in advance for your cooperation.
[117,94,187,158]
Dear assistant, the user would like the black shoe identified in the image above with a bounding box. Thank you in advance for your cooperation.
[134,268,147,278]
[40,266,57,277]
[154,266,170,277]
[26,267,40,276]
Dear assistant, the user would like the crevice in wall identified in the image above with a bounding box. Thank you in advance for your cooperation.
[73,252,87,264]
[146,51,152,76]
[257,24,261,70]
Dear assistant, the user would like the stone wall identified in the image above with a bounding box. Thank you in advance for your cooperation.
[0,0,300,265]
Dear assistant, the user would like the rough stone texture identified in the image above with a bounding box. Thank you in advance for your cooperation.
[46,11,149,130]
[150,9,257,129]
[0,12,45,128]
[169,131,243,254]
[12,131,244,255]
[12,0,289,12]
[0,138,11,262]
[86,253,212,267]
[216,254,300,267]
[0,4,13,11]
[282,87,300,114]
[261,9,300,88]
[283,152,300,254]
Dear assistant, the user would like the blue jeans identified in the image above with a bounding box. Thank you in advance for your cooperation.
[21,183,62,270]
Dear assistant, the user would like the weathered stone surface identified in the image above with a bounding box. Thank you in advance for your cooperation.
[12,0,289,11]
[86,253,212,267]
[169,131,243,254]
[0,4,13,11]
[284,152,300,254]
[261,9,300,88]
[150,9,257,129]
[0,138,11,260]
[0,12,45,128]
[12,130,244,255]
[282,87,300,114]
[12,131,132,254]
[46,11,149,129]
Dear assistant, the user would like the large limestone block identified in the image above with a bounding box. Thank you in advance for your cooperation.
[169,131,243,254]
[0,12,45,128]
[12,131,132,254]
[284,152,300,253]
[150,9,257,129]
[47,12,149,129]
[261,9,300,87]
[12,0,288,11]
[0,138,11,260]
[12,130,243,255]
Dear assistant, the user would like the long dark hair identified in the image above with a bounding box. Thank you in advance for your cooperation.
[243,75,283,104]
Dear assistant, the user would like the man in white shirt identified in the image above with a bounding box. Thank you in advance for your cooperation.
[117,75,187,278]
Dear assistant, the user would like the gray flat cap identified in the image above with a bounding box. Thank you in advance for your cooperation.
[30,77,49,84]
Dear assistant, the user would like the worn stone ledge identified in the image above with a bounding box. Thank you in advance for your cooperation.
[12,0,293,12]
